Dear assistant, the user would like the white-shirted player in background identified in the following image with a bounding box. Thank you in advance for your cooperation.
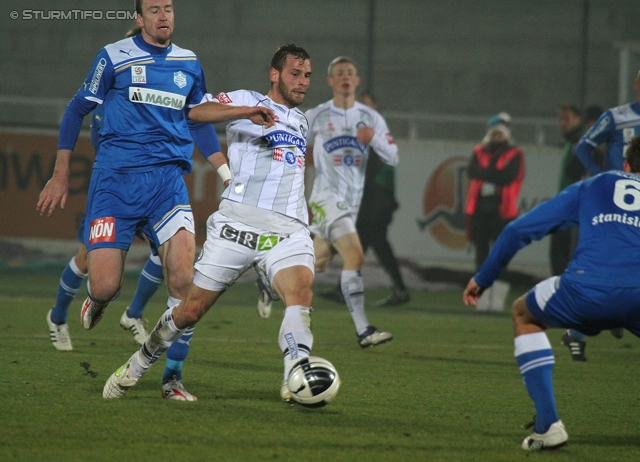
[305,56,398,347]
[104,44,319,403]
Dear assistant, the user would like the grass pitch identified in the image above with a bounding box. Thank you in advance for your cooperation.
[1,272,639,461]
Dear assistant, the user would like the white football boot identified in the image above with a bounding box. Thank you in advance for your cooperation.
[162,378,198,401]
[103,357,139,399]
[119,309,149,345]
[522,420,568,451]
[46,309,73,351]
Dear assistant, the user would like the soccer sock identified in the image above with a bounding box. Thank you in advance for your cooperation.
[514,332,559,434]
[129,304,185,380]
[341,270,369,335]
[279,305,313,379]
[52,257,87,324]
[568,329,585,342]
[163,325,195,383]
[127,254,163,319]
[162,296,193,384]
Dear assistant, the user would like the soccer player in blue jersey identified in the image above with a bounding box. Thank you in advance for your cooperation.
[463,134,640,450]
[46,25,162,352]
[46,102,163,351]
[575,71,640,175]
[565,83,640,357]
[38,0,227,401]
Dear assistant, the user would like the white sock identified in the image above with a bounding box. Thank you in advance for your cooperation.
[129,306,185,379]
[279,305,313,379]
[341,270,369,335]
[69,256,88,278]
[167,296,181,309]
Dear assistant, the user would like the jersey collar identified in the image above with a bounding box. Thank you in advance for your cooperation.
[133,33,172,56]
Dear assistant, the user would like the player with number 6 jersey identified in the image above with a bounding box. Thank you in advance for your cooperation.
[462,134,640,450]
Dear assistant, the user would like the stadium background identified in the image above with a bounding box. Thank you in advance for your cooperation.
[2,0,640,283]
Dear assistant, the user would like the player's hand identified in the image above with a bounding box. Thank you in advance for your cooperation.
[247,107,276,128]
[462,277,486,307]
[36,175,69,217]
[356,126,375,144]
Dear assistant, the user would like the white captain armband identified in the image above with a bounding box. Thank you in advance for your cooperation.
[217,164,232,182]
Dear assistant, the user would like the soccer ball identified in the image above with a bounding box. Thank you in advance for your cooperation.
[287,356,340,408]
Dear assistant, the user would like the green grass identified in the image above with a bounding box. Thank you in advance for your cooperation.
[1,272,639,461]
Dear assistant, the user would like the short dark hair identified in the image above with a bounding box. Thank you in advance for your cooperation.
[270,44,310,72]
[625,136,640,173]
[134,0,143,16]
[558,103,581,118]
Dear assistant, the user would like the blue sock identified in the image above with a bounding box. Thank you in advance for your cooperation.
[568,329,585,342]
[127,254,163,319]
[51,257,87,324]
[514,332,559,434]
[163,325,195,384]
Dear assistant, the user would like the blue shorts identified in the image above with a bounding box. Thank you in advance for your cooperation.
[526,275,640,338]
[82,164,195,254]
[76,216,147,244]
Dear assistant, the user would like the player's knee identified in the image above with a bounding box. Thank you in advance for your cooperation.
[164,264,194,298]
[74,255,88,274]
[511,296,527,321]
[343,249,364,270]
[297,285,314,307]
[511,294,545,333]
[88,278,120,304]
[315,254,331,273]
[176,300,205,326]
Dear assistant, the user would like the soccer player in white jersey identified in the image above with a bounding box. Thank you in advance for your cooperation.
[38,0,226,401]
[103,44,320,404]
[305,56,398,348]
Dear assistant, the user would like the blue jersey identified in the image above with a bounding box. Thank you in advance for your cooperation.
[575,101,640,175]
[63,34,208,173]
[476,170,640,288]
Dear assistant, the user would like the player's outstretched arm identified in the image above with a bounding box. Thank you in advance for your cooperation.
[462,277,485,307]
[189,102,275,127]
[36,149,71,217]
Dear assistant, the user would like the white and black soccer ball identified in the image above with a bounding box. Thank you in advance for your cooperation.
[287,356,340,408]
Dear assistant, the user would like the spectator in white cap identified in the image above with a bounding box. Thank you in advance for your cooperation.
[465,112,525,312]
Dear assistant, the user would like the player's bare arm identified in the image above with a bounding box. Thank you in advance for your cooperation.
[189,102,275,127]
[462,277,485,307]
[36,149,72,217]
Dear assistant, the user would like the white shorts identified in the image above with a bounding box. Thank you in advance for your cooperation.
[309,190,357,243]
[193,212,315,294]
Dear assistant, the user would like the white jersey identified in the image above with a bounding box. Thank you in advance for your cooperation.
[211,90,310,226]
[306,100,398,213]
